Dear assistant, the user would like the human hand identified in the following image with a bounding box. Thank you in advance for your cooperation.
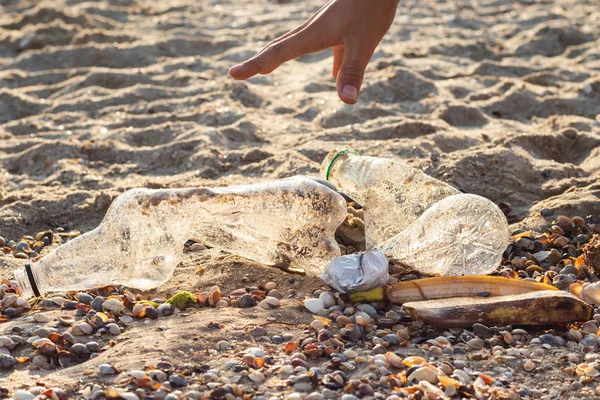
[228,0,400,104]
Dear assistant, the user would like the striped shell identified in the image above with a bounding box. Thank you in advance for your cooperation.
[229,289,248,299]
[102,298,125,313]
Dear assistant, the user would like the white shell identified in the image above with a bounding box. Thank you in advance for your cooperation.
[32,313,49,323]
[319,291,336,308]
[407,366,438,384]
[16,297,31,309]
[12,390,36,400]
[106,323,121,335]
[102,298,125,313]
[71,323,93,335]
[32,338,52,348]
[130,370,147,379]
[303,298,324,314]
[0,336,15,348]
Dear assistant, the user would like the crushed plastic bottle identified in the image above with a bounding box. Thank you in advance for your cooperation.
[321,148,509,276]
[14,176,347,298]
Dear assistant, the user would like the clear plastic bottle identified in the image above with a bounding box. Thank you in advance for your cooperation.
[14,176,347,298]
[321,148,509,276]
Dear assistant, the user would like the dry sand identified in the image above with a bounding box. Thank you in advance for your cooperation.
[1,0,600,397]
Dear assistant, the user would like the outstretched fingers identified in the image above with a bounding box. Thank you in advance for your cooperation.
[335,37,376,104]
[229,29,321,80]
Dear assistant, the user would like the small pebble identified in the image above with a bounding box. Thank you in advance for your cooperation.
[32,313,49,323]
[319,292,336,308]
[248,372,265,382]
[523,359,536,372]
[311,320,324,330]
[265,282,278,291]
[251,326,267,337]
[98,364,117,375]
[237,294,256,308]
[169,374,188,387]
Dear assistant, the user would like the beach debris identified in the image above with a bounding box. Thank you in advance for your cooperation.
[321,148,509,276]
[403,290,592,327]
[13,177,347,298]
[320,250,389,293]
[350,275,558,303]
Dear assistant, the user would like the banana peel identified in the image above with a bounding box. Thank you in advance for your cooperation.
[403,290,592,328]
[349,276,558,303]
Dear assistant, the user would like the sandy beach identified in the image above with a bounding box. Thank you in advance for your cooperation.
[1,0,600,398]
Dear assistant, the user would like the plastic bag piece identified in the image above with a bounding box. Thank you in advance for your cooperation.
[320,249,389,293]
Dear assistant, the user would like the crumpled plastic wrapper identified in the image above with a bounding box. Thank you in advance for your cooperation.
[320,250,389,293]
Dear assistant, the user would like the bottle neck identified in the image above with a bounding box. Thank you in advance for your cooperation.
[14,262,44,299]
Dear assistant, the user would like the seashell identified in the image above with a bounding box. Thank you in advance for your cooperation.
[31,355,51,370]
[86,341,100,353]
[57,351,76,368]
[91,296,105,311]
[467,337,485,350]
[145,306,158,320]
[37,342,58,357]
[408,366,438,384]
[582,320,598,334]
[229,288,248,299]
[75,293,94,304]
[130,370,147,379]
[553,274,574,290]
[15,241,31,254]
[31,338,53,347]
[224,359,246,371]
[523,359,536,372]
[148,369,168,382]
[208,286,221,306]
[58,315,75,326]
[319,292,336,308]
[303,298,324,314]
[62,331,76,345]
[120,315,134,325]
[71,323,93,336]
[34,328,51,339]
[106,323,121,335]
[157,303,175,316]
[581,334,599,348]
[70,343,91,357]
[195,292,209,306]
[0,336,15,349]
[51,297,67,306]
[98,363,118,375]
[132,303,146,318]
[385,352,403,368]
[2,294,18,308]
[403,356,426,367]
[32,313,49,323]
[539,334,556,346]
[87,312,108,329]
[248,372,265,382]
[28,387,46,395]
[567,329,583,342]
[355,311,371,327]
[102,298,125,313]
[16,297,31,309]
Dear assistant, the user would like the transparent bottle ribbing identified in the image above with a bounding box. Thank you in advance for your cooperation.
[321,148,509,276]
[14,176,347,297]
[321,149,460,248]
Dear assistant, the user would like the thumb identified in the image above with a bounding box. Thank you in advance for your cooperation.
[336,39,374,104]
